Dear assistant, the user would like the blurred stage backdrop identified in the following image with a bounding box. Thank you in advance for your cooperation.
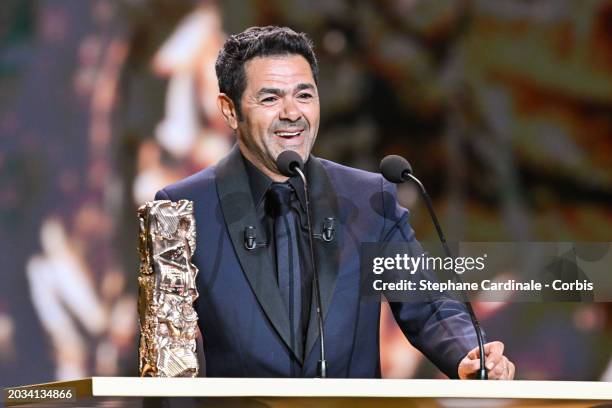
[0,0,611,388]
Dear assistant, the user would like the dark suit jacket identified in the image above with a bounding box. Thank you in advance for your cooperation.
[155,146,479,378]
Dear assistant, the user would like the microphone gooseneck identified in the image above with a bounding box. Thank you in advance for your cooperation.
[380,154,488,380]
[276,150,328,378]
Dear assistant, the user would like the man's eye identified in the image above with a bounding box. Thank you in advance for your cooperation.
[298,93,313,99]
[261,96,277,103]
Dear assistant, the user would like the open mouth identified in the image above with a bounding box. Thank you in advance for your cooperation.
[274,129,304,138]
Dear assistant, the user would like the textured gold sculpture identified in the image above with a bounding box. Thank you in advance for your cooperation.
[137,200,199,377]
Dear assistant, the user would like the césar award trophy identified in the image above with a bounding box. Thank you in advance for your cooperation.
[137,200,199,377]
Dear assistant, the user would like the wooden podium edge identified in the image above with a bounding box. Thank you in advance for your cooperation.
[88,378,612,400]
[4,378,612,405]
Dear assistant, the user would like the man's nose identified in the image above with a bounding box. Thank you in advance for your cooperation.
[279,97,301,122]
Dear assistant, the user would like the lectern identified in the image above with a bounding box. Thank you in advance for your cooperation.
[4,378,612,407]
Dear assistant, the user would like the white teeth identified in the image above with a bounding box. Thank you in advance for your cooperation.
[277,131,301,136]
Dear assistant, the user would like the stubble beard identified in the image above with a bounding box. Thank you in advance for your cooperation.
[267,130,314,168]
[239,128,316,179]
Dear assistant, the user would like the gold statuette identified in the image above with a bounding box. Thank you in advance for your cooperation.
[137,200,199,377]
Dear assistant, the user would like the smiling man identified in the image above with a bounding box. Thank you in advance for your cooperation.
[155,26,515,380]
[217,53,319,181]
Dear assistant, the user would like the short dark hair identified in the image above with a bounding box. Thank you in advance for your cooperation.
[215,26,318,117]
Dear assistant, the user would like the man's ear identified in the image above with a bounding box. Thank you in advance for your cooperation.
[217,94,239,130]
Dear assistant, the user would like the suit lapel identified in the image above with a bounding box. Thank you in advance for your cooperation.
[303,156,341,362]
[215,146,302,363]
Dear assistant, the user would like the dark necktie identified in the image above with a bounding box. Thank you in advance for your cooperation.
[268,182,303,361]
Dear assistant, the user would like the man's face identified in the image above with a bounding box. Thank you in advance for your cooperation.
[235,55,320,177]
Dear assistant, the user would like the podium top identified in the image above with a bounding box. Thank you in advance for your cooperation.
[5,377,612,402]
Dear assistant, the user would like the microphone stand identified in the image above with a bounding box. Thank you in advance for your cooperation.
[294,166,327,378]
[403,172,488,380]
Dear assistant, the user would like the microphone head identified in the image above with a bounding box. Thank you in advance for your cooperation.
[380,155,412,183]
[276,150,304,177]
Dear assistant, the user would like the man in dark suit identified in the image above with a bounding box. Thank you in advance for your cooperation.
[156,26,515,379]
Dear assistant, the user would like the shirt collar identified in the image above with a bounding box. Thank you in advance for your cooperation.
[243,154,272,209]
[241,152,308,211]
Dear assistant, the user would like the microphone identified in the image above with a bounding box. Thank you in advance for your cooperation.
[379,154,412,183]
[380,154,488,380]
[243,226,268,250]
[276,150,328,378]
[277,150,304,177]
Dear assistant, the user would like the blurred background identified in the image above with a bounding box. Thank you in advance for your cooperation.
[0,0,610,388]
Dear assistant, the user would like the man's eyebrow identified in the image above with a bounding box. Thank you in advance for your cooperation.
[257,83,315,96]
[257,87,283,96]
[296,83,315,91]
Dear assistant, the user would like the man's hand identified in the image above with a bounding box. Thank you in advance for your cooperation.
[458,341,515,380]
